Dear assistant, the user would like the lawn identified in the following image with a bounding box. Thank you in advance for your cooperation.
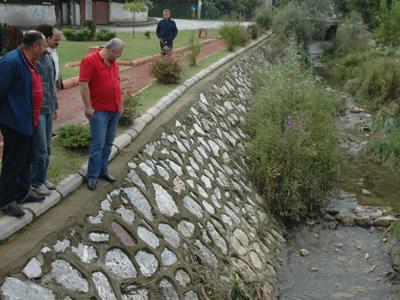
[47,49,229,182]
[58,29,221,79]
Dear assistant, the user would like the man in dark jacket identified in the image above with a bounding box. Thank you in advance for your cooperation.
[156,9,178,54]
[0,31,47,217]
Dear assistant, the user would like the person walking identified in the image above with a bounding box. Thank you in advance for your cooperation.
[31,24,59,196]
[79,38,125,190]
[47,28,64,90]
[0,31,47,217]
[156,9,178,55]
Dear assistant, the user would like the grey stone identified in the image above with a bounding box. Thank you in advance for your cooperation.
[231,235,247,255]
[54,239,70,253]
[71,243,97,264]
[199,93,209,105]
[161,248,177,266]
[202,200,215,215]
[374,215,398,226]
[178,220,195,238]
[193,240,218,267]
[41,247,51,254]
[184,291,200,300]
[89,232,110,243]
[105,249,137,279]
[206,222,227,254]
[101,199,112,212]
[124,187,154,221]
[122,285,149,300]
[172,177,186,194]
[109,145,119,160]
[132,119,146,133]
[336,212,356,226]
[116,207,135,225]
[201,175,212,189]
[113,133,132,151]
[92,272,117,300]
[56,173,83,198]
[249,251,263,270]
[167,160,183,176]
[87,211,104,224]
[138,226,160,249]
[157,166,170,181]
[300,249,310,256]
[1,277,55,300]
[175,269,191,287]
[224,206,241,225]
[197,184,208,198]
[153,184,179,217]
[139,162,154,176]
[159,224,180,248]
[355,215,372,227]
[23,257,43,279]
[189,157,200,171]
[127,170,146,189]
[183,196,204,219]
[147,107,161,119]
[51,260,89,293]
[159,279,179,300]
[21,190,61,217]
[135,251,159,277]
[0,210,33,241]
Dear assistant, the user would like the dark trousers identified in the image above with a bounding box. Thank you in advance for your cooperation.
[0,126,32,208]
[160,40,173,55]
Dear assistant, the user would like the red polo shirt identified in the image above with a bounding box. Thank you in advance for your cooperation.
[79,50,122,112]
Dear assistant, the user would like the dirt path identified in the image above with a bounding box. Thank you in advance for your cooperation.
[0,47,237,278]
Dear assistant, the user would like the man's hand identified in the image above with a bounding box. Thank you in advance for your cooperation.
[53,110,58,120]
[85,107,94,120]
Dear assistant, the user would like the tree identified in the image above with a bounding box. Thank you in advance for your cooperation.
[124,0,153,37]
[373,0,400,45]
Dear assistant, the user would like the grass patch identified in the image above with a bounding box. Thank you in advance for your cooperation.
[59,29,220,79]
[47,48,229,183]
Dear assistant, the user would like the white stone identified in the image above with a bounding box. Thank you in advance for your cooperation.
[183,196,204,219]
[125,187,154,221]
[153,184,179,217]
[105,249,137,279]
[135,251,158,277]
[159,224,180,248]
[202,200,215,215]
[23,257,43,279]
[157,165,170,181]
[1,277,55,300]
[89,232,110,243]
[101,199,112,212]
[139,162,154,176]
[159,279,179,300]
[197,184,208,198]
[92,272,117,300]
[173,177,186,194]
[138,226,160,249]
[87,211,104,225]
[175,269,191,287]
[127,170,146,189]
[54,240,70,253]
[161,248,178,266]
[193,240,218,267]
[167,160,183,176]
[41,247,51,254]
[184,291,200,300]
[122,285,149,300]
[71,244,97,264]
[201,175,212,189]
[206,222,228,254]
[189,157,200,171]
[116,207,135,225]
[51,260,89,293]
[178,220,195,238]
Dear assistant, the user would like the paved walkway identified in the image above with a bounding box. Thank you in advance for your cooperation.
[100,18,252,33]
[55,38,225,129]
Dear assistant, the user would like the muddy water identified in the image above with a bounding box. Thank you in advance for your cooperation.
[278,84,400,299]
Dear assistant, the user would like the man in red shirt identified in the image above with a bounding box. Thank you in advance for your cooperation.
[79,38,125,190]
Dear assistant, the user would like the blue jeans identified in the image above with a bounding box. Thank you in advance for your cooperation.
[31,113,53,187]
[87,111,120,180]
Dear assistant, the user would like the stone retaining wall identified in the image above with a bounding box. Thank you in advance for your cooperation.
[1,39,285,299]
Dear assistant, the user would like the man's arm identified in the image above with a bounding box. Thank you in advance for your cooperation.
[156,21,161,39]
[0,58,16,103]
[79,82,93,120]
[171,20,178,40]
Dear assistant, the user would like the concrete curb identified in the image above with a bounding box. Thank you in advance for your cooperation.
[0,34,270,241]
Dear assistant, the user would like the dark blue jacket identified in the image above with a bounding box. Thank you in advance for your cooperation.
[0,48,34,135]
[156,19,178,41]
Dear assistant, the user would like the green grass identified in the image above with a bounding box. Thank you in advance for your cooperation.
[59,29,220,79]
[48,48,229,183]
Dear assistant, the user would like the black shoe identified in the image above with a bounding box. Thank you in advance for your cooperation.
[2,203,25,218]
[19,194,45,204]
[87,178,97,190]
[99,174,116,183]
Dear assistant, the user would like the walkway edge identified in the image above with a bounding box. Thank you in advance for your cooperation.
[0,33,271,241]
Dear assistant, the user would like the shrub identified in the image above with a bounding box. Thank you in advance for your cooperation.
[144,31,150,39]
[150,56,182,84]
[247,38,342,225]
[255,10,272,30]
[96,29,116,41]
[373,0,400,46]
[83,20,96,40]
[334,13,369,57]
[58,124,91,151]
[120,94,140,126]
[219,23,246,51]
[186,35,201,66]
[247,24,258,40]
[63,28,92,41]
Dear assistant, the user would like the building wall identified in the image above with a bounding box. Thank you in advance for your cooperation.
[62,3,81,26]
[109,3,148,23]
[0,4,56,27]
[265,0,273,10]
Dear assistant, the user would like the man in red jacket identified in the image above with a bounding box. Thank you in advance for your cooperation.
[79,38,125,190]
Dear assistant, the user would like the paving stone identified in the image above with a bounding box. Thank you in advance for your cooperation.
[175,269,191,287]
[101,199,112,212]
[54,239,70,253]
[172,177,186,194]
[153,184,179,217]
[189,157,200,171]
[112,221,136,247]
[127,170,146,189]
[193,240,218,267]
[249,251,263,270]
[124,187,154,221]
[89,232,110,243]
[183,195,204,219]
[51,260,89,293]
[56,173,83,198]
[224,205,241,225]
[87,211,104,225]
[135,251,159,277]
[138,226,160,249]
[132,119,146,133]
[114,133,132,151]
[105,249,137,279]
[197,184,208,198]
[0,209,33,240]
[167,160,183,176]
[206,222,228,254]
[161,248,178,266]
[202,200,215,215]
[186,179,195,189]
[157,165,170,181]
[22,257,43,279]
[184,291,200,300]
[178,220,195,238]
[139,162,154,176]
[201,175,212,189]
[41,247,51,254]
[159,224,180,248]
[176,140,188,153]
[92,272,117,300]
[116,207,135,225]
[231,235,247,255]
[159,279,179,300]
[71,243,97,264]
[21,190,61,217]
[122,285,149,300]
[186,165,197,178]
[1,277,55,300]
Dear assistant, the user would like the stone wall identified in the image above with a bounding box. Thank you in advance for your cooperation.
[0,42,284,299]
[109,3,148,23]
[0,4,56,27]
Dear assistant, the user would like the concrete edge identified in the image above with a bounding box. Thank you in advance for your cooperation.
[0,34,271,241]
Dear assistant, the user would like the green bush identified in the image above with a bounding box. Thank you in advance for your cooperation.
[63,28,92,41]
[368,128,400,168]
[247,24,258,40]
[120,93,140,126]
[83,20,96,40]
[144,31,151,39]
[247,38,343,225]
[186,35,201,66]
[150,56,182,84]
[58,124,91,151]
[334,13,369,57]
[373,0,400,46]
[96,29,117,41]
[219,23,247,51]
[255,10,272,30]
